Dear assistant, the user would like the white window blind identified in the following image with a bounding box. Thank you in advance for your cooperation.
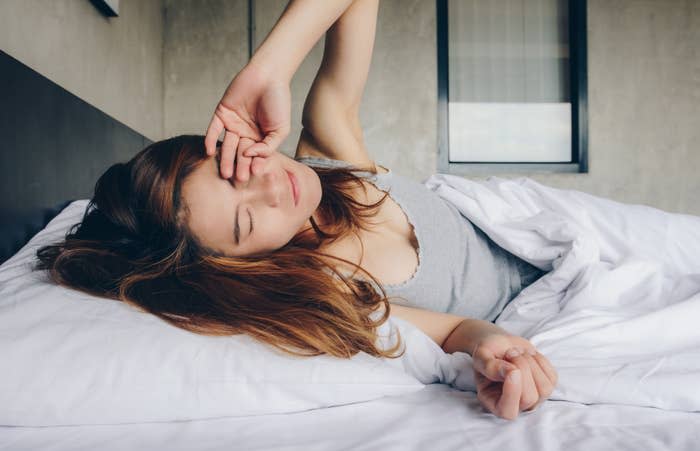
[447,0,571,163]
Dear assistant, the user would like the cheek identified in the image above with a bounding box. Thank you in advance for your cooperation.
[253,210,298,248]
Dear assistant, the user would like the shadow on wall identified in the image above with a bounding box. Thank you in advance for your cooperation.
[0,50,151,264]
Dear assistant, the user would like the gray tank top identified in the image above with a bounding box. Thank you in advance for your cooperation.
[295,156,546,322]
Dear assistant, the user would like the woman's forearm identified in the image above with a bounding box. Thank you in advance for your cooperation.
[442,318,510,355]
[249,0,355,83]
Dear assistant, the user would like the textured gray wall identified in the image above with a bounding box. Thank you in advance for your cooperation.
[6,0,696,215]
[163,0,438,179]
[163,0,700,215]
[534,0,700,215]
[163,0,249,138]
[251,0,438,176]
[0,0,164,140]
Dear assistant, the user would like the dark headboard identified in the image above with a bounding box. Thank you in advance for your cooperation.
[0,49,153,264]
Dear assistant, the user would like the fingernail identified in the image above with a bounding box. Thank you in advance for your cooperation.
[506,348,520,358]
[509,370,521,383]
[499,365,508,379]
[528,349,537,356]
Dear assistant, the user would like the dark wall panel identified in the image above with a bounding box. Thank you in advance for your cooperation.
[0,49,153,263]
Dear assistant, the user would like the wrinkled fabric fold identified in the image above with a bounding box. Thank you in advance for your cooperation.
[424,173,700,412]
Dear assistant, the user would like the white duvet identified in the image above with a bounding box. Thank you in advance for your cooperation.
[423,174,700,412]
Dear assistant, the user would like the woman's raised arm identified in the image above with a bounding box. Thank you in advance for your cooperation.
[248,0,355,84]
[296,0,379,165]
[205,0,355,179]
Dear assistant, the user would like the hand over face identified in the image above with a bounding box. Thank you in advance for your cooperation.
[205,63,291,181]
[471,334,558,420]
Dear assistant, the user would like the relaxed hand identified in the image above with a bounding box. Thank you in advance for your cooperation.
[470,333,558,420]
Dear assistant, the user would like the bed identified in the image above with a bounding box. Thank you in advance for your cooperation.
[3,184,700,450]
[2,384,699,451]
[2,48,700,451]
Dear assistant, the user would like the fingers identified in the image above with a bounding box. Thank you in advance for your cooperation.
[242,126,289,159]
[474,368,522,421]
[235,137,257,183]
[205,114,224,156]
[533,352,558,387]
[472,339,557,420]
[505,349,558,412]
[472,345,518,383]
[243,142,274,159]
[472,345,523,421]
[504,351,539,411]
[497,369,522,420]
[220,130,240,179]
[475,369,522,421]
[261,125,290,154]
[205,102,264,169]
[521,353,555,412]
[249,153,268,176]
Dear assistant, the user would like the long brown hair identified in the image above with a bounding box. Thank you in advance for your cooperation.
[35,134,404,359]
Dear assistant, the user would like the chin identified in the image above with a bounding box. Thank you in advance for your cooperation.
[309,170,323,209]
[297,163,322,203]
[298,167,322,225]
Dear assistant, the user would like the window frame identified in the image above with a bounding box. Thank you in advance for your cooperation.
[436,0,588,174]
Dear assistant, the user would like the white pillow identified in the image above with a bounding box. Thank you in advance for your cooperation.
[0,200,439,426]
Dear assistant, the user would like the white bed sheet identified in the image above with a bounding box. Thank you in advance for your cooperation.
[1,384,699,451]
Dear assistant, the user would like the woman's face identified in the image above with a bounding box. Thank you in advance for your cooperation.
[181,150,322,256]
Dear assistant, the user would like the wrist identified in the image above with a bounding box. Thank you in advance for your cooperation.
[442,318,509,356]
[240,59,278,86]
[247,52,290,84]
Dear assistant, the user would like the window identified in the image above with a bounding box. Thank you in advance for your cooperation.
[436,0,588,173]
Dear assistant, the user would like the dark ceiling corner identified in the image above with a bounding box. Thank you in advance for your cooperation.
[89,0,119,17]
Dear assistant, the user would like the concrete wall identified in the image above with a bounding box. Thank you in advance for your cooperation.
[163,0,700,215]
[3,0,698,215]
[535,0,700,215]
[163,0,249,138]
[163,0,438,179]
[0,0,164,141]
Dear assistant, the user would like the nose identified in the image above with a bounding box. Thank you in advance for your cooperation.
[233,162,284,207]
[259,170,284,207]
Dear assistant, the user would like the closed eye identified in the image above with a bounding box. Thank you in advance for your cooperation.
[215,152,253,244]
[231,184,253,245]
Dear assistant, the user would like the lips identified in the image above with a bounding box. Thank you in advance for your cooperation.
[286,170,299,207]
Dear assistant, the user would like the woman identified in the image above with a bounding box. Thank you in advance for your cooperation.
[36,0,556,421]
